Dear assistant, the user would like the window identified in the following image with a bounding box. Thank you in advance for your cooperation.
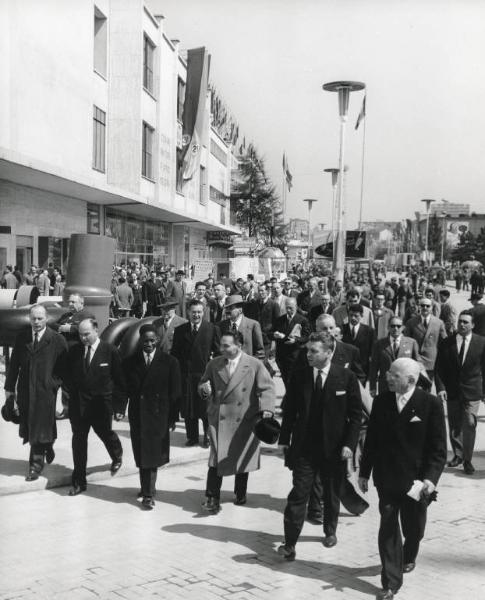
[92,106,106,172]
[87,204,101,234]
[94,7,107,77]
[143,34,155,93]
[177,77,185,121]
[199,166,207,205]
[142,122,154,179]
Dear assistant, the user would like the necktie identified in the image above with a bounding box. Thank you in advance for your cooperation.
[423,317,428,328]
[33,333,39,350]
[146,352,152,367]
[84,345,91,371]
[397,394,406,413]
[393,341,399,356]
[231,322,237,334]
[315,369,323,393]
[458,337,466,365]
[351,326,356,340]
[192,324,197,337]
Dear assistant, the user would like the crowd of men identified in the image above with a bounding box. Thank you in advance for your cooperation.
[2,260,485,600]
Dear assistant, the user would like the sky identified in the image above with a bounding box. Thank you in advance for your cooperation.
[149,0,485,229]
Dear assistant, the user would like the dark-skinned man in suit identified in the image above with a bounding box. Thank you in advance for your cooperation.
[359,358,447,600]
[342,303,374,384]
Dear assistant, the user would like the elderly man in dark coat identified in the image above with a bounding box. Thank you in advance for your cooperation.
[4,304,67,480]
[123,324,181,509]
[198,330,275,513]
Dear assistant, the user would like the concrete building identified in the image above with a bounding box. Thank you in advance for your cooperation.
[0,0,237,274]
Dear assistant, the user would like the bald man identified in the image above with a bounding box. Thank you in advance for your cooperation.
[359,358,447,600]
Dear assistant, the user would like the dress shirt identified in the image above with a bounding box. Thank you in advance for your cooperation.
[144,351,154,366]
[313,363,331,386]
[456,333,472,363]
[226,351,243,377]
[164,314,175,328]
[32,327,47,343]
[396,386,416,413]
[84,337,100,363]
[351,323,360,339]
[232,314,243,330]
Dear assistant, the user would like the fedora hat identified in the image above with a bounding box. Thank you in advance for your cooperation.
[158,299,179,309]
[1,401,20,425]
[224,295,244,308]
[254,416,281,445]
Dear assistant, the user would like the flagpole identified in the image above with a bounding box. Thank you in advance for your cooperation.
[358,110,366,229]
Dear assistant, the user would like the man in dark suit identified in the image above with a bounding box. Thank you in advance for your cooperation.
[218,295,264,359]
[277,333,362,560]
[469,293,485,337]
[208,281,228,323]
[66,318,126,495]
[171,299,220,447]
[50,293,95,419]
[359,358,447,600]
[308,293,335,328]
[4,305,67,480]
[271,296,311,388]
[297,278,323,318]
[342,304,374,383]
[142,271,163,317]
[124,324,181,509]
[369,317,421,396]
[255,283,280,376]
[435,310,485,474]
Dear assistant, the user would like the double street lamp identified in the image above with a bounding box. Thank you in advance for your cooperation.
[421,198,434,265]
[323,81,365,281]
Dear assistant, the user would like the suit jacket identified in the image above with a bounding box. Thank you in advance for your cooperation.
[435,333,485,402]
[360,388,447,495]
[208,297,226,323]
[218,316,264,358]
[369,336,420,392]
[308,303,335,326]
[373,307,394,340]
[342,323,374,378]
[199,352,275,476]
[471,303,485,337]
[280,363,362,465]
[403,315,447,370]
[66,340,127,417]
[51,307,96,347]
[297,289,323,315]
[255,298,280,346]
[271,313,311,364]
[332,304,375,329]
[171,320,220,377]
[124,348,181,468]
[154,314,187,353]
[165,279,187,317]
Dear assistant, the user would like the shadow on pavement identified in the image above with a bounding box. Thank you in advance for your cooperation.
[163,523,381,596]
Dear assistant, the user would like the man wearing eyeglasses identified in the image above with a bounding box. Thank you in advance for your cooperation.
[435,310,485,475]
[403,299,447,381]
[369,318,420,397]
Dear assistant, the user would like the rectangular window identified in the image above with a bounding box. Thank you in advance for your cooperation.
[87,204,101,234]
[92,106,106,172]
[94,6,107,77]
[143,34,155,93]
[177,77,185,121]
[142,122,154,179]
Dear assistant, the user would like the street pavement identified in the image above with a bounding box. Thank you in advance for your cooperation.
[1,286,484,599]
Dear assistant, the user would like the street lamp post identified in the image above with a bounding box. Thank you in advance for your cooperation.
[323,81,365,282]
[440,211,447,265]
[421,199,434,265]
[303,198,318,263]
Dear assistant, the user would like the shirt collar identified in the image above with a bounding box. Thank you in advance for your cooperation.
[313,362,331,380]
[85,337,100,355]
[397,386,416,404]
[32,327,47,341]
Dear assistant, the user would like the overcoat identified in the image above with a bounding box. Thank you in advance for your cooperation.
[199,353,275,476]
[124,349,181,468]
[5,327,67,444]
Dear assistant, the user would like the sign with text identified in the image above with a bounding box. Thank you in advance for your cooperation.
[193,259,215,281]
[315,230,366,259]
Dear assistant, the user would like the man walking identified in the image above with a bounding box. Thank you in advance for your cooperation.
[218,295,265,358]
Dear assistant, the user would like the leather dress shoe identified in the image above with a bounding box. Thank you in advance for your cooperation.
[201,497,221,514]
[234,495,247,506]
[68,484,86,496]
[322,535,337,548]
[376,590,395,600]
[447,456,463,467]
[185,439,198,447]
[403,561,415,573]
[110,459,122,475]
[277,543,296,561]
[25,470,40,482]
[307,513,323,525]
[45,447,55,465]
[141,497,155,510]
[464,461,475,475]
[200,436,210,449]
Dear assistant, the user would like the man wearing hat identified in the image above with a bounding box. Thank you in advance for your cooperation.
[123,324,181,509]
[218,295,265,359]
[166,270,188,318]
[155,300,187,353]
[198,330,275,513]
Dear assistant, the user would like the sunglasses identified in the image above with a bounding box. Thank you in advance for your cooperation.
[420,304,431,308]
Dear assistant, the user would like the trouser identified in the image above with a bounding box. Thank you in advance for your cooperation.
[185,416,208,443]
[377,491,428,592]
[29,442,53,473]
[70,413,123,486]
[283,455,344,545]
[308,468,369,518]
[205,466,249,500]
[139,468,158,498]
[60,385,69,414]
[447,399,480,463]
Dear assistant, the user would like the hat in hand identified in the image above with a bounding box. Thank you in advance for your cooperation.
[254,415,281,445]
[1,400,20,425]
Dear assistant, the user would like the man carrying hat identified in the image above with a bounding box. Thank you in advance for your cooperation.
[198,330,275,513]
[218,295,265,359]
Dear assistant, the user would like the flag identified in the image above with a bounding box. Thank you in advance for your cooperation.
[355,95,366,130]
[282,152,293,191]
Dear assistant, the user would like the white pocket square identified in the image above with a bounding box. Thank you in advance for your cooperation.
[336,391,346,396]
[100,363,109,367]
[410,416,422,422]
[344,363,350,369]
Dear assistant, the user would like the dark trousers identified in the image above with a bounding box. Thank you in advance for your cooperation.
[185,416,208,443]
[205,466,248,500]
[284,455,344,545]
[70,412,123,486]
[29,442,53,473]
[139,468,157,498]
[377,491,428,592]
[447,399,480,462]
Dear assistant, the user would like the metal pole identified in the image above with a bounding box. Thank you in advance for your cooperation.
[441,214,446,265]
[334,116,347,282]
[425,210,430,265]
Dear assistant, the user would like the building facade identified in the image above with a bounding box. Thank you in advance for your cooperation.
[0,0,237,274]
